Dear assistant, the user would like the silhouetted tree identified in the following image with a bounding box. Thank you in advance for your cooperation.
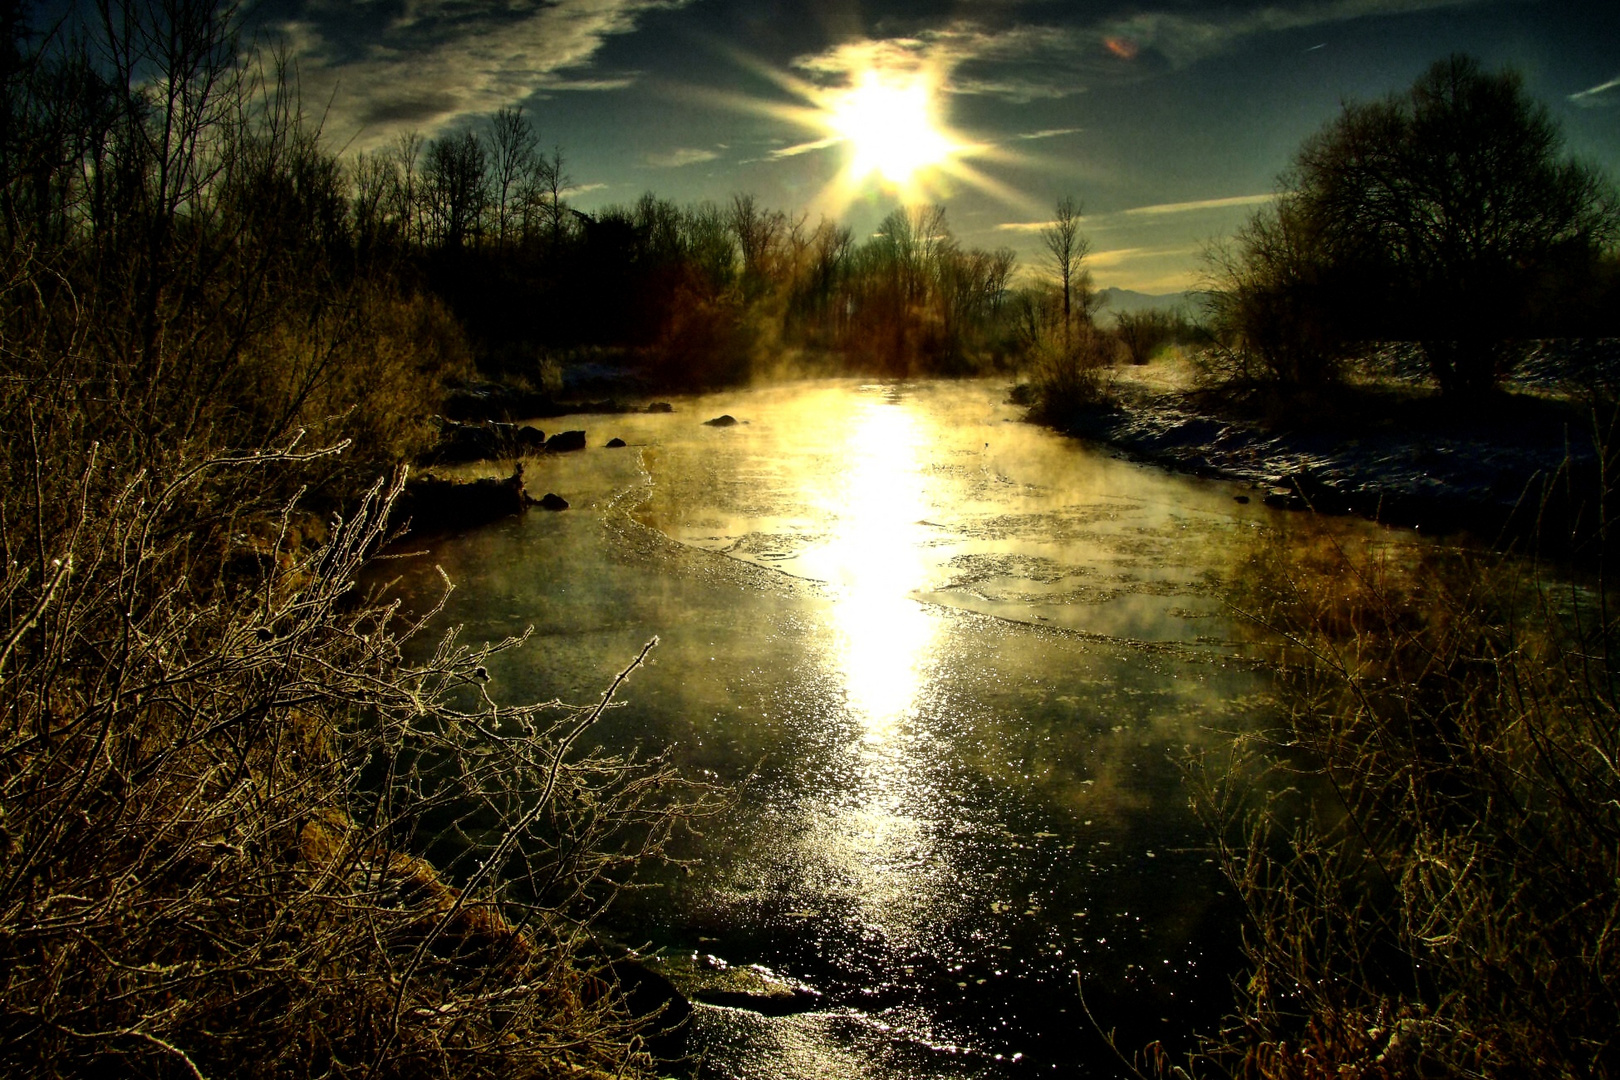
[521,145,570,249]
[488,104,535,248]
[728,192,788,300]
[1216,55,1619,398]
[425,129,487,249]
[388,130,424,245]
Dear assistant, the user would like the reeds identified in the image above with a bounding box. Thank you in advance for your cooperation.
[1189,478,1620,1077]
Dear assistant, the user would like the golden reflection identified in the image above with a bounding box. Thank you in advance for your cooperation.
[798,397,939,734]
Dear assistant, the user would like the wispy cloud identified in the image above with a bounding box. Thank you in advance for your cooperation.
[995,220,1059,233]
[1123,193,1276,215]
[1088,244,1202,268]
[646,147,721,168]
[1570,74,1620,108]
[279,0,694,151]
[996,192,1272,233]
[1096,0,1484,70]
[770,136,841,159]
[1014,127,1084,141]
[787,0,1487,106]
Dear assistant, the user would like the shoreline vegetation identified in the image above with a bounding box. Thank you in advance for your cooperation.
[2,0,1618,1072]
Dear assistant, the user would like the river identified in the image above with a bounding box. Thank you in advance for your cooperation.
[387,378,1406,1078]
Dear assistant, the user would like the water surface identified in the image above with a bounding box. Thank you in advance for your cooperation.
[390,380,1393,1077]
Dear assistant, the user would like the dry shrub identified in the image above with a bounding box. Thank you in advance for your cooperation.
[0,446,693,1078]
[1023,323,1118,425]
[2,9,700,1073]
[1189,513,1620,1078]
[240,283,473,475]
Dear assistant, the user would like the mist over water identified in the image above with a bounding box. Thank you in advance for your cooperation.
[389,379,1399,1077]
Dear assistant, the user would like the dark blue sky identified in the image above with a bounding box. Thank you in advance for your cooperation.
[268,0,1619,290]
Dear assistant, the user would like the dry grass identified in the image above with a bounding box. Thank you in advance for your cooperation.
[1186,501,1620,1077]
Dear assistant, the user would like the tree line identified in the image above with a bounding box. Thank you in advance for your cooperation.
[348,111,1036,384]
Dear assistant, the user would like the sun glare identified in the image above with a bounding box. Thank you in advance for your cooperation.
[830,70,954,187]
[706,44,1034,215]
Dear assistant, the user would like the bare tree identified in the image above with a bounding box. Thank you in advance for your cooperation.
[1040,195,1089,351]
[388,129,423,246]
[425,129,487,248]
[728,192,788,298]
[522,144,570,249]
[349,148,391,249]
[487,104,536,249]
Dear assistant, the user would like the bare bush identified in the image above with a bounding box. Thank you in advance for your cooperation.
[0,443,691,1078]
[1013,286,1117,424]
[0,5,694,1074]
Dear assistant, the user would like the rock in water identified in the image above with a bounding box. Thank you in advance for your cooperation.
[392,469,527,535]
[703,414,738,427]
[427,419,546,463]
[544,430,587,452]
[606,437,626,448]
[538,493,569,511]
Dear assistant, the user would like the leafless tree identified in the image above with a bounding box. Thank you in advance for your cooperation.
[388,130,424,245]
[1040,194,1089,351]
[728,192,789,298]
[521,144,570,249]
[425,129,487,248]
[487,104,536,249]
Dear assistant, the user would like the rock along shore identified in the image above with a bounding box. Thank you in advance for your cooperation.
[1045,353,1613,547]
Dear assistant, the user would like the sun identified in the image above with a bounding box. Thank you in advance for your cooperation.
[828,69,955,188]
[700,42,1036,215]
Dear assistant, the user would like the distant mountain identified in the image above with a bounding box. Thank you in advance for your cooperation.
[1095,287,1199,320]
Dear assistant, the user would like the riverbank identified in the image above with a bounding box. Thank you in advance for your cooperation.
[1046,349,1614,546]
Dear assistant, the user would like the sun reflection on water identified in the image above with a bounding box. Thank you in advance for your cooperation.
[797,397,940,734]
[765,392,964,958]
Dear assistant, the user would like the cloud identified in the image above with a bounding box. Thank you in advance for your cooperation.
[1123,193,1276,215]
[996,193,1271,233]
[277,0,694,151]
[646,147,721,167]
[1087,244,1201,268]
[770,136,841,159]
[788,24,1093,104]
[786,0,1486,106]
[1096,0,1483,69]
[1013,127,1084,140]
[1570,74,1620,108]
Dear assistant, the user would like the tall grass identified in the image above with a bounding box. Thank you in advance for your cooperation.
[1189,459,1620,1077]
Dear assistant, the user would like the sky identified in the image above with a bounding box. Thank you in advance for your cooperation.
[258,0,1620,292]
